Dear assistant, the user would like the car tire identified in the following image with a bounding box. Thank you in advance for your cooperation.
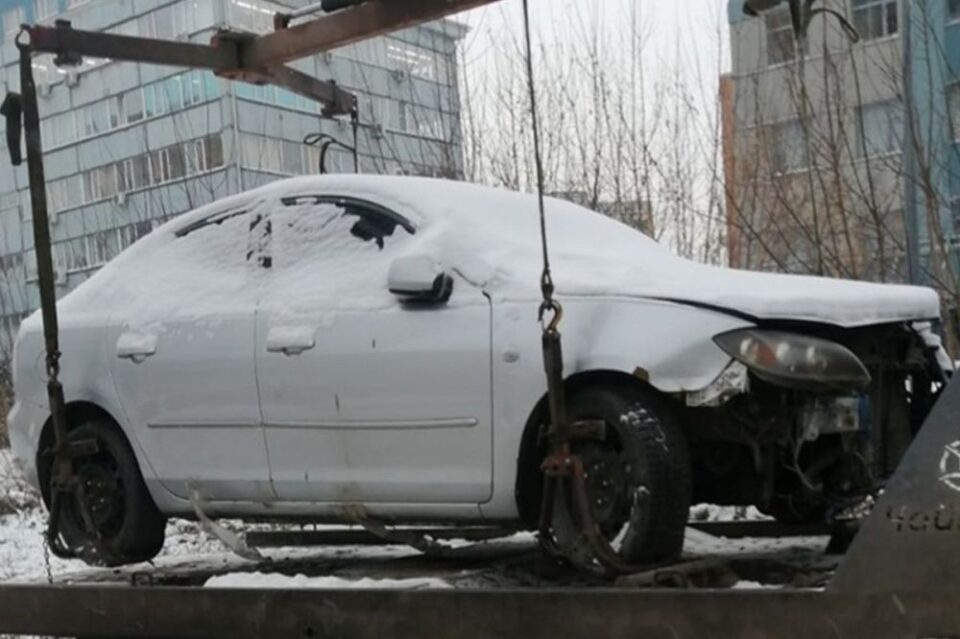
[548,385,691,570]
[53,419,166,566]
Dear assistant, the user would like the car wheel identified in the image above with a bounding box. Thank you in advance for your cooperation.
[53,419,166,566]
[548,385,691,571]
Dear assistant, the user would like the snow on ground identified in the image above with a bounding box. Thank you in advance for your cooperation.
[0,447,228,582]
[1,449,831,588]
[688,503,772,523]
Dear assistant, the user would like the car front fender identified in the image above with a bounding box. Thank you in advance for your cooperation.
[481,296,755,520]
[494,296,753,395]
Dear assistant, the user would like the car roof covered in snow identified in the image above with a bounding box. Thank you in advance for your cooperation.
[50,175,939,329]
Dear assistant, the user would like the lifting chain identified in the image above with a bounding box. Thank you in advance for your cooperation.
[518,0,660,577]
[14,34,115,567]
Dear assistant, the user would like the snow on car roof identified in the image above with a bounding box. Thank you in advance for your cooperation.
[46,174,939,329]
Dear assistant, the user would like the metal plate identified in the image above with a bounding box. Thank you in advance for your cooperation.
[831,378,960,593]
[1,585,960,638]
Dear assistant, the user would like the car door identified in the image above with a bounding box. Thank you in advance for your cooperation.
[254,194,493,504]
[108,204,272,503]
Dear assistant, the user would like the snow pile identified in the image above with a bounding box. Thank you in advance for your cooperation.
[25,175,939,332]
[0,448,39,514]
[689,503,773,522]
[0,449,72,581]
[205,572,451,590]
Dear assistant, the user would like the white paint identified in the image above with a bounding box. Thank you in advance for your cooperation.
[7,176,942,527]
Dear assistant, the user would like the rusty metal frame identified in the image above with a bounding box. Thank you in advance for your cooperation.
[24,21,358,116]
[248,0,499,68]
[1,585,960,638]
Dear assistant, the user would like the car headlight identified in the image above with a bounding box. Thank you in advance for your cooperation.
[713,329,870,391]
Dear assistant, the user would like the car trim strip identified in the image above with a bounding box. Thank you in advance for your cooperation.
[146,421,262,430]
[263,417,479,430]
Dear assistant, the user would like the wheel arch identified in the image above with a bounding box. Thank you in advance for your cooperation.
[36,400,129,506]
[514,368,675,528]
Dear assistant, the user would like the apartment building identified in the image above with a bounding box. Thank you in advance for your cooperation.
[723,0,960,291]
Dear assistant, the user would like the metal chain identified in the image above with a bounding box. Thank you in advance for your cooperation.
[518,0,557,324]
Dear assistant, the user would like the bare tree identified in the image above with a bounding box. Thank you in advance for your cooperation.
[726,4,960,349]
[457,2,729,263]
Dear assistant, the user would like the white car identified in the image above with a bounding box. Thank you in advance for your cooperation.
[7,175,950,566]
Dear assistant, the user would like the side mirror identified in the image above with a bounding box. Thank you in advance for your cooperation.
[388,255,453,303]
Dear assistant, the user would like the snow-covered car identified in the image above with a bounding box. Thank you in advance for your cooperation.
[7,175,950,566]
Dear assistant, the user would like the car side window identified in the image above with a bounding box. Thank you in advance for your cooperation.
[267,195,415,271]
[99,205,258,320]
[166,205,256,274]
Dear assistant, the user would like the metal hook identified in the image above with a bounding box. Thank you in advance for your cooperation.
[14,25,30,50]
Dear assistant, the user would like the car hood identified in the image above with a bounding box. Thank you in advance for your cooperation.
[619,262,940,327]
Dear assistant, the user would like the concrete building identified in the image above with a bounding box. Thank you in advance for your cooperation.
[0,0,466,365]
[722,0,960,296]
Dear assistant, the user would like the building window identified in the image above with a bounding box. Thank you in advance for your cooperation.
[41,70,220,151]
[45,134,226,213]
[857,100,903,157]
[3,6,24,38]
[769,119,808,173]
[227,0,277,34]
[951,0,960,21]
[949,83,960,141]
[119,155,151,192]
[766,9,796,65]
[386,41,439,80]
[951,199,960,234]
[34,0,58,20]
[851,0,898,41]
[124,89,145,123]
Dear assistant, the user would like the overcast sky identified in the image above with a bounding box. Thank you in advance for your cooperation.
[457,0,731,101]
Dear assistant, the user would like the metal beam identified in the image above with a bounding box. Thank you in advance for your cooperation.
[25,23,357,116]
[243,0,501,69]
[1,585,960,638]
[26,23,238,70]
[263,65,357,115]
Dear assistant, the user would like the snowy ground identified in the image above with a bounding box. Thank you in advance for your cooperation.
[0,448,836,589]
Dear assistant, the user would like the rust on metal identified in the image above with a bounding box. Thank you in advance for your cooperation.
[26,22,357,117]
[243,0,500,69]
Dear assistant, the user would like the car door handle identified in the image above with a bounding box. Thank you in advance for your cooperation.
[266,326,316,356]
[116,332,158,363]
